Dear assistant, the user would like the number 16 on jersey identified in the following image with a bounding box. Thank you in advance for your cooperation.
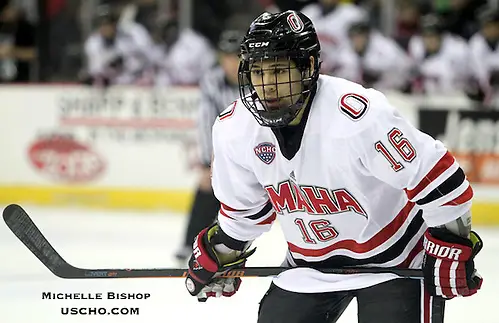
[374,127,416,172]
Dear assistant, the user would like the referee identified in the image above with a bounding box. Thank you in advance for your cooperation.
[174,29,244,262]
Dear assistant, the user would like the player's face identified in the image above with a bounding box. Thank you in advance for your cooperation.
[220,52,240,85]
[99,22,116,39]
[482,22,499,42]
[350,32,368,54]
[422,33,441,53]
[250,58,304,111]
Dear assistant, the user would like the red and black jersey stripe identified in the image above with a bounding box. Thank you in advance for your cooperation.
[405,152,455,200]
[220,201,276,225]
[217,201,276,249]
[246,202,274,220]
[416,167,466,205]
[290,210,425,268]
[405,151,472,207]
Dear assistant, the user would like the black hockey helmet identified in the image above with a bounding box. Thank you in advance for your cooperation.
[95,4,119,26]
[420,14,444,35]
[348,19,371,36]
[238,10,321,127]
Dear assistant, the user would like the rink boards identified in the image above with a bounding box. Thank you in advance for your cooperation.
[0,86,498,224]
[1,185,498,225]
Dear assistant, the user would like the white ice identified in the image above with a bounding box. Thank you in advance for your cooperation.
[0,205,497,323]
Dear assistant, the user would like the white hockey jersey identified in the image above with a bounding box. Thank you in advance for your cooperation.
[151,29,216,86]
[84,22,155,85]
[211,75,473,293]
[408,34,471,94]
[334,31,413,91]
[468,32,499,97]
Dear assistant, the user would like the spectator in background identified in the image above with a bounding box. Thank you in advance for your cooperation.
[83,4,155,86]
[394,1,421,51]
[408,14,471,94]
[151,17,216,86]
[468,7,499,106]
[0,0,36,82]
[334,19,412,91]
[300,0,366,74]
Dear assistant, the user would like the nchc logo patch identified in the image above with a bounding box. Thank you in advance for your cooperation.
[254,142,276,164]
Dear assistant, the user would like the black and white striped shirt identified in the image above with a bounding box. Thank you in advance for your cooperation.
[197,66,240,166]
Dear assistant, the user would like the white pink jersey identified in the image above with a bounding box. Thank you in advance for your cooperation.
[408,33,471,93]
[334,31,413,91]
[211,75,473,293]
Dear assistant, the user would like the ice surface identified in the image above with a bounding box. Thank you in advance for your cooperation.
[0,205,497,323]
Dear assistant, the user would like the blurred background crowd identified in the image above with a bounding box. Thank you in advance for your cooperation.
[3,0,499,105]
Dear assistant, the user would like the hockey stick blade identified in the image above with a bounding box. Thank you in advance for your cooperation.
[3,204,423,279]
[3,204,84,278]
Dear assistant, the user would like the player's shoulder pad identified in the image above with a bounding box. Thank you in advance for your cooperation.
[213,99,257,159]
[214,98,255,137]
[332,77,387,123]
[321,76,393,136]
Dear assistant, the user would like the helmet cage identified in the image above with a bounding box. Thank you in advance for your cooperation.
[237,11,321,127]
[238,52,319,127]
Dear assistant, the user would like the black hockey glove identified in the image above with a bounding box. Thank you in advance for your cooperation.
[185,223,255,302]
[422,227,483,299]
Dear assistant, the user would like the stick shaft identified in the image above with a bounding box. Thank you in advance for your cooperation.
[3,204,423,279]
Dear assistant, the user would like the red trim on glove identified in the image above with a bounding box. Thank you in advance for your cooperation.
[193,229,219,273]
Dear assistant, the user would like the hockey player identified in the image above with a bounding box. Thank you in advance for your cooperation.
[468,7,499,104]
[83,5,155,86]
[174,29,244,262]
[408,14,471,94]
[184,11,483,323]
[151,17,216,86]
[334,19,413,91]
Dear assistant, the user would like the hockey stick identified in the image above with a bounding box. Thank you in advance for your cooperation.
[3,204,423,279]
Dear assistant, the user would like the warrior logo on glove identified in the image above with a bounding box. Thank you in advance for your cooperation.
[424,240,464,261]
[422,228,483,299]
